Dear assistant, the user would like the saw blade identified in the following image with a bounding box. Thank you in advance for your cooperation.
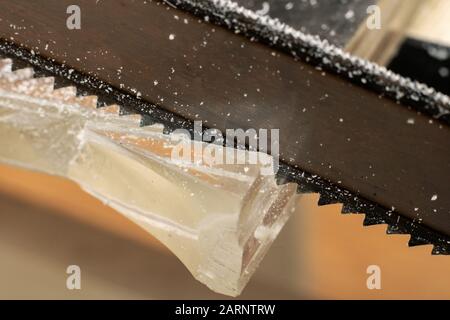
[0,0,449,253]
[1,44,449,256]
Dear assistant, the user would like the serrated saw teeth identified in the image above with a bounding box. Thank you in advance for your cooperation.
[317,193,341,206]
[120,113,142,124]
[311,187,449,253]
[100,104,120,114]
[0,77,55,97]
[0,58,142,134]
[363,213,387,226]
[52,86,77,100]
[386,224,408,235]
[432,245,450,255]
[73,95,98,109]
[341,203,359,214]
[408,234,432,247]
[97,104,142,124]
[0,67,34,82]
[0,58,12,73]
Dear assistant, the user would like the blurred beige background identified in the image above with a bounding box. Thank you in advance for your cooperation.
[0,163,449,299]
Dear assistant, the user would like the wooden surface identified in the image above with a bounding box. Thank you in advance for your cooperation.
[0,189,300,299]
[0,163,164,250]
[346,0,450,65]
[346,0,423,65]
[0,163,449,299]
[407,0,450,46]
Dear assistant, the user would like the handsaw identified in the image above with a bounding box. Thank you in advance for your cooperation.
[0,0,449,255]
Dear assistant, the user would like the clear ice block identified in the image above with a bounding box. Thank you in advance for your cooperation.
[0,60,298,296]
